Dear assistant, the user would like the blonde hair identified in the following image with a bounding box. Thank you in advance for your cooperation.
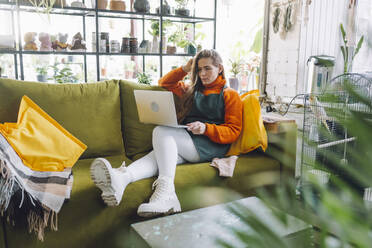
[176,49,225,123]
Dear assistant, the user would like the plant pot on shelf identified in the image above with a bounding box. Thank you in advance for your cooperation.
[71,1,86,8]
[156,0,170,15]
[54,0,67,7]
[133,0,150,13]
[187,43,196,55]
[166,45,176,54]
[109,0,125,11]
[97,0,107,9]
[161,36,167,53]
[229,77,239,91]
[151,36,159,53]
[175,8,190,16]
[37,74,47,82]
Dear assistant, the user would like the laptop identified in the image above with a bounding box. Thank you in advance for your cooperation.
[133,90,188,128]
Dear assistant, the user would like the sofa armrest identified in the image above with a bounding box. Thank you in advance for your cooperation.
[264,118,297,180]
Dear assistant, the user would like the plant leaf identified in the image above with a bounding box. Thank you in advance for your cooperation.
[340,23,347,44]
[353,35,364,60]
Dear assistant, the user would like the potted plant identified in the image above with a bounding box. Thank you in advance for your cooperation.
[36,66,48,82]
[174,0,190,16]
[136,72,152,85]
[148,20,173,53]
[167,29,182,54]
[194,24,206,52]
[228,58,242,91]
[340,23,364,73]
[156,0,170,15]
[49,65,78,84]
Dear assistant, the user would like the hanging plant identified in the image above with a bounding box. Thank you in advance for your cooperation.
[272,7,280,33]
[26,0,65,19]
[283,3,293,32]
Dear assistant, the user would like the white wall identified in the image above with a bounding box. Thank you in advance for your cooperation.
[266,0,302,101]
[265,0,351,101]
[353,0,372,73]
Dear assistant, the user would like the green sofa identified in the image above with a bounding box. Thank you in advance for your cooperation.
[0,78,297,248]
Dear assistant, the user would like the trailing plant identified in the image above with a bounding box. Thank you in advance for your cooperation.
[26,0,64,18]
[340,23,364,73]
[136,72,152,85]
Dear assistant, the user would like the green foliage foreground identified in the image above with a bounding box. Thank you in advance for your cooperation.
[217,76,372,248]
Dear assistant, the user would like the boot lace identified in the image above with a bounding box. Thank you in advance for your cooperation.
[150,178,172,202]
[116,161,127,173]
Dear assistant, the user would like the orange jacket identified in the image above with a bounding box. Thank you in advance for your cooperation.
[159,67,243,144]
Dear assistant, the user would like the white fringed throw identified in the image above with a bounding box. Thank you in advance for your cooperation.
[0,133,73,241]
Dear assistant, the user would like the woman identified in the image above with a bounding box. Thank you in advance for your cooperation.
[90,49,243,217]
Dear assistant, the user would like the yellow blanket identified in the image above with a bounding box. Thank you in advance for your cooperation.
[0,95,87,172]
[226,89,267,156]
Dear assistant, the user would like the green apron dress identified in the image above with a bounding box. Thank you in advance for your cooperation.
[183,86,230,162]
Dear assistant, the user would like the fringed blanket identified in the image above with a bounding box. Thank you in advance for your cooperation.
[0,133,73,241]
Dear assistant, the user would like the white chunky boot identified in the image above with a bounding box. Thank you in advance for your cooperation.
[90,158,132,206]
[137,175,181,217]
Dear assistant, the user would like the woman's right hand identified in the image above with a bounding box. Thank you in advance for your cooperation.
[182,58,193,73]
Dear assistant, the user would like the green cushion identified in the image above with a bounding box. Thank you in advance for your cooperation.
[119,80,165,159]
[0,78,124,158]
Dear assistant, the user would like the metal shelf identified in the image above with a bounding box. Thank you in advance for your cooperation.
[1,3,215,22]
[1,0,217,82]
[2,51,197,57]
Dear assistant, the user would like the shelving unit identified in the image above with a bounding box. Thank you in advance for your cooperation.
[0,0,217,82]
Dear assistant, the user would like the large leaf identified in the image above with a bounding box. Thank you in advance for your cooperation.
[249,27,263,53]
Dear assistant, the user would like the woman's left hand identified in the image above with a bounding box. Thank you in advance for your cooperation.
[186,121,206,135]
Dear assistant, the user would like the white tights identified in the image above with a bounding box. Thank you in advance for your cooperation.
[125,126,200,182]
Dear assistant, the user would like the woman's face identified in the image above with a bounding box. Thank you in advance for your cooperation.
[197,57,222,85]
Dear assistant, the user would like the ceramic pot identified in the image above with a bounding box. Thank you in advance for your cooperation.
[175,8,190,16]
[37,74,47,82]
[187,44,196,55]
[229,77,239,91]
[156,0,170,15]
[133,0,150,13]
[152,36,159,53]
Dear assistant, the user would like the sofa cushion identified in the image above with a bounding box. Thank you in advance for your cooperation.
[4,152,280,247]
[0,78,124,158]
[119,80,165,159]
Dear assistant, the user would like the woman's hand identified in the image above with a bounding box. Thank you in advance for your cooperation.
[186,121,206,135]
[182,58,193,73]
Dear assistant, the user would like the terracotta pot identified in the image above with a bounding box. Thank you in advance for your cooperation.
[109,0,125,11]
[166,45,176,54]
[54,0,67,7]
[97,0,107,9]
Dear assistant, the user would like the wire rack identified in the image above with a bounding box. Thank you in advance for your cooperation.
[300,73,372,195]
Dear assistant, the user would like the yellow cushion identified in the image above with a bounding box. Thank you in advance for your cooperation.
[226,90,267,156]
[0,95,87,172]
